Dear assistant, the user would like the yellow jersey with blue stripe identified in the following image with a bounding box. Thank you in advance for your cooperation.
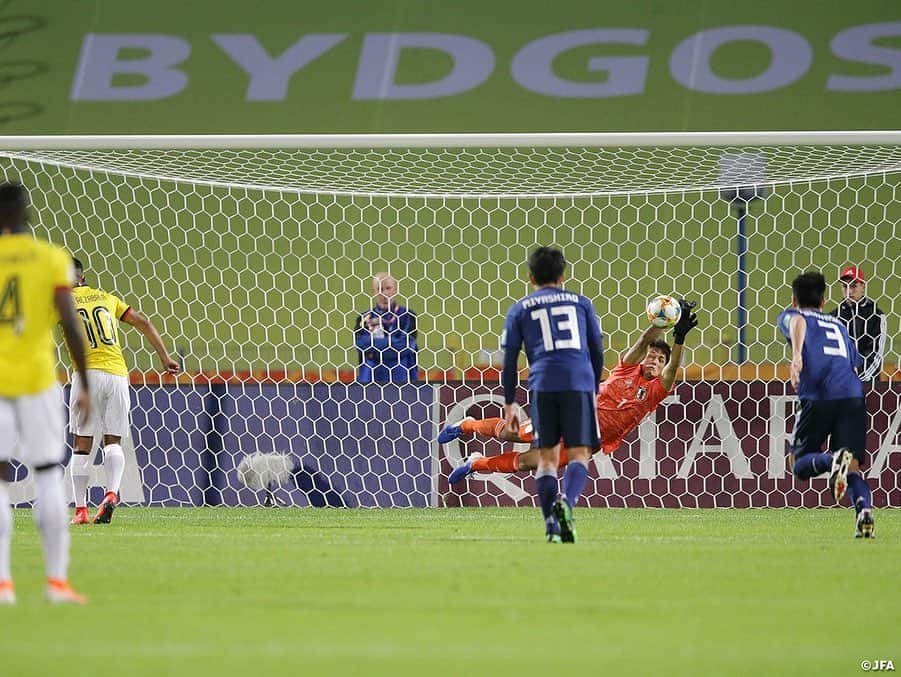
[70,285,131,377]
[0,234,73,397]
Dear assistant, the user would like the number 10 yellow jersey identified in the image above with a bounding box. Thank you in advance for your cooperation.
[70,285,131,377]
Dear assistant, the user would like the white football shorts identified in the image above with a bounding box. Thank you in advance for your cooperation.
[0,385,66,467]
[69,369,131,438]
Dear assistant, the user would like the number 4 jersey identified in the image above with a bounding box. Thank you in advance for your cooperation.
[69,285,131,376]
[777,307,863,401]
[0,234,73,397]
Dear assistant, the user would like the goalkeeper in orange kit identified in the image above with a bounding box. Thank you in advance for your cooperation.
[440,301,697,483]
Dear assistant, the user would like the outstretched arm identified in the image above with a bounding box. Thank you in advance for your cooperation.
[123,309,180,374]
[621,325,665,365]
[789,314,806,390]
[660,300,697,391]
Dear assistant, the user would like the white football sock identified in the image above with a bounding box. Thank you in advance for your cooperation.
[33,467,69,581]
[0,482,11,581]
[102,444,125,495]
[70,453,90,508]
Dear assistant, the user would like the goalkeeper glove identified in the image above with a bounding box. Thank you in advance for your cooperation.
[672,300,698,345]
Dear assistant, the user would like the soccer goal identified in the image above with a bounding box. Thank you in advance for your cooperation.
[1,132,899,508]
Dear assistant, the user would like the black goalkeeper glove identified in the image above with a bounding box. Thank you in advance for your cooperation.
[672,300,698,345]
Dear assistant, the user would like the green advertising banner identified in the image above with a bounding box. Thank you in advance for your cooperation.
[4,0,900,134]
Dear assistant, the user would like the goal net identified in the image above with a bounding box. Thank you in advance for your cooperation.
[2,132,899,508]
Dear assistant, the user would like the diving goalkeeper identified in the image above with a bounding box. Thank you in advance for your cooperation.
[440,300,697,482]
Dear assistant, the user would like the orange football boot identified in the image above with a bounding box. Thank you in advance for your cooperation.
[0,580,15,604]
[92,492,118,524]
[70,507,90,525]
[45,579,87,605]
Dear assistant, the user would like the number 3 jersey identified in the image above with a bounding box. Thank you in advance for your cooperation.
[777,308,863,401]
[69,285,132,376]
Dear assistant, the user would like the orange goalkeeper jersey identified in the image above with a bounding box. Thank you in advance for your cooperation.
[515,361,672,456]
[595,361,673,454]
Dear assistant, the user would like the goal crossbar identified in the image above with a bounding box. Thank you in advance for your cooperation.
[2,131,901,150]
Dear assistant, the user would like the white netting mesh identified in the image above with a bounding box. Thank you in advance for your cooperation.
[1,137,898,508]
[6,144,901,195]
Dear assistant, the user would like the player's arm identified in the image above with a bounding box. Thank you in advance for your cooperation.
[55,289,91,424]
[500,308,523,435]
[585,301,604,390]
[621,325,665,365]
[661,300,697,391]
[788,314,806,390]
[122,309,180,374]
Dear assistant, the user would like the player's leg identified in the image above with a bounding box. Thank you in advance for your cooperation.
[0,401,17,603]
[456,441,571,483]
[17,387,86,603]
[536,445,562,543]
[93,434,123,524]
[92,374,130,524]
[831,398,874,538]
[67,371,94,524]
[552,392,598,544]
[69,436,93,524]
[447,418,535,483]
[789,400,833,480]
[471,444,569,474]
[532,393,562,542]
[439,415,531,444]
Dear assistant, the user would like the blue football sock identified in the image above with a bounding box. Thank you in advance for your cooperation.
[846,472,872,513]
[792,452,833,480]
[562,460,589,509]
[535,472,558,527]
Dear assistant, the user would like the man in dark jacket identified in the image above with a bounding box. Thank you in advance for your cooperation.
[353,273,418,383]
[829,265,887,383]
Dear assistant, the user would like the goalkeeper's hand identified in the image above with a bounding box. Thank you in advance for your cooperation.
[672,300,698,345]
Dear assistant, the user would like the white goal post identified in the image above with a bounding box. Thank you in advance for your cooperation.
[0,131,898,508]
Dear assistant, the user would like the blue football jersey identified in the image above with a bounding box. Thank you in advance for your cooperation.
[777,308,863,400]
[501,287,604,403]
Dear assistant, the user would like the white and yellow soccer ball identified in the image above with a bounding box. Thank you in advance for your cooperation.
[646,295,682,328]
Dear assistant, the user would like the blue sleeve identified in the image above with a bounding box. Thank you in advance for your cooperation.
[776,309,796,344]
[501,305,522,405]
[584,299,604,389]
[392,309,417,353]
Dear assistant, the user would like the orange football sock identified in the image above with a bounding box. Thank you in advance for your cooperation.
[471,452,520,473]
[461,417,504,438]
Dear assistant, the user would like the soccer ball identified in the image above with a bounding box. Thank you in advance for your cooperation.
[646,295,682,328]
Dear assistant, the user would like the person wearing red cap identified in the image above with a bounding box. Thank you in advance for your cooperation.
[829,265,886,383]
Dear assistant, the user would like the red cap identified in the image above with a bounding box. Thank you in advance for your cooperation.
[839,266,865,283]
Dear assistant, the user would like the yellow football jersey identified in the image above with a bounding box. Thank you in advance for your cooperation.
[70,285,131,377]
[0,234,73,397]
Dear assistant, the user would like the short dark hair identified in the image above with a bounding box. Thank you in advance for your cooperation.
[528,246,566,285]
[648,339,672,363]
[72,256,84,271]
[791,271,826,308]
[0,181,28,230]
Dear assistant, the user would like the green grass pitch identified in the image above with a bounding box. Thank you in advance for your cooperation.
[0,507,897,676]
